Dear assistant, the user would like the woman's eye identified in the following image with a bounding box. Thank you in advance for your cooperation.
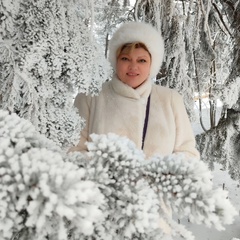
[121,57,129,61]
[139,59,147,63]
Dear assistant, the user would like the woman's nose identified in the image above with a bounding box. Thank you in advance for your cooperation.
[129,61,137,69]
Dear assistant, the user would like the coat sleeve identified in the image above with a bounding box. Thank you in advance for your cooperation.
[171,91,200,159]
[68,93,91,153]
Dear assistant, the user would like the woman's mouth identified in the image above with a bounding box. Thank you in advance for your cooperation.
[127,72,139,76]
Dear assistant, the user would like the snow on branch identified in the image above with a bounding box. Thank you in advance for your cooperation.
[0,110,104,240]
[70,133,237,239]
[0,110,237,240]
[142,154,237,230]
[71,133,164,239]
[0,0,111,148]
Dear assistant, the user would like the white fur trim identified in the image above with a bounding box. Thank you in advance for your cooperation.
[108,21,164,78]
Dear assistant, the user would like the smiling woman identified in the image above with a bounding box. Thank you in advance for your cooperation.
[69,20,200,238]
[69,21,199,160]
[69,21,199,159]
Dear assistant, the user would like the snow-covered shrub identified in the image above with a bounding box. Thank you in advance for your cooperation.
[0,110,104,240]
[68,133,164,240]
[0,110,238,240]
[68,133,237,240]
[142,154,237,231]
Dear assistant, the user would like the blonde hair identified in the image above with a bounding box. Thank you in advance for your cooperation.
[116,42,151,59]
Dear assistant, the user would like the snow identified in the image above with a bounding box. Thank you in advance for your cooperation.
[183,97,240,240]
[176,162,240,240]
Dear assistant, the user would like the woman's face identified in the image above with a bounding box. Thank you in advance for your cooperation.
[116,47,151,89]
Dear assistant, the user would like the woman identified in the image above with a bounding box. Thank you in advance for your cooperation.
[70,21,199,160]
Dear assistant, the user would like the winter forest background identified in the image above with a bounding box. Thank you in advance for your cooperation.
[0,0,240,240]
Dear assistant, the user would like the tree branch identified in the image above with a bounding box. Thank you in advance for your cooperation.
[212,2,233,38]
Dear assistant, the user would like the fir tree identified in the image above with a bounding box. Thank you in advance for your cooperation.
[0,0,111,147]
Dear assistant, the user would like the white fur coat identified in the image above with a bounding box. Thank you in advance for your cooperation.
[70,76,200,160]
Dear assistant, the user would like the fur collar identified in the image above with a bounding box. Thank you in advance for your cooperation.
[111,75,152,100]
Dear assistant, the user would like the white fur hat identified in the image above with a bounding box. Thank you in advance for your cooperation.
[108,21,164,79]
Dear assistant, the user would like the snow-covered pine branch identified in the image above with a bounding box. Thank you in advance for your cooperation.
[68,133,165,240]
[142,154,237,231]
[69,133,237,239]
[0,110,237,240]
[0,110,104,240]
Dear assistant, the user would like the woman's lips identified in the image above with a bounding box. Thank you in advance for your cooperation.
[127,72,139,76]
